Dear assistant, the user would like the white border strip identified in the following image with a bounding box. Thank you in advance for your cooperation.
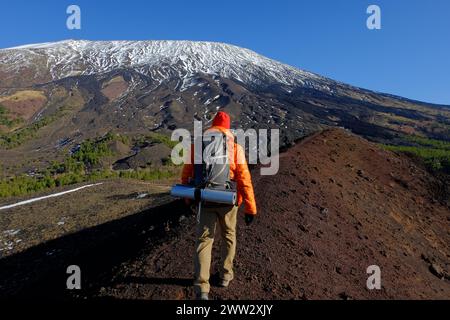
[0,183,103,211]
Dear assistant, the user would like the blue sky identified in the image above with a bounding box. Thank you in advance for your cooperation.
[2,0,449,105]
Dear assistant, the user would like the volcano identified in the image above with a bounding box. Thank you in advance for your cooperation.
[1,40,449,178]
[0,41,449,300]
[0,40,449,146]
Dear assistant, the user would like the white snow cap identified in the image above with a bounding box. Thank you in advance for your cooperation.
[0,39,334,90]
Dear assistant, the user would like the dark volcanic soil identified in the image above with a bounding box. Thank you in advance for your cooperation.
[96,129,449,300]
[1,129,449,300]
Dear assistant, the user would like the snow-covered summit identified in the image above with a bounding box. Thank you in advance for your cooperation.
[0,39,331,90]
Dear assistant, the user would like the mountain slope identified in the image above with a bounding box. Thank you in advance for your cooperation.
[1,128,447,299]
[94,128,450,300]
[0,40,449,178]
[101,130,450,299]
[0,40,331,89]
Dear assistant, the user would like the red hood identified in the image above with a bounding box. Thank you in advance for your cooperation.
[212,111,230,129]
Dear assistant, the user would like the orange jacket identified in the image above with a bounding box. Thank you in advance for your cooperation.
[181,125,257,215]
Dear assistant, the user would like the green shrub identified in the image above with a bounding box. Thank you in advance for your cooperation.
[134,132,178,148]
[0,131,178,198]
[72,136,113,167]
[0,167,176,198]
[404,135,450,151]
[382,144,450,173]
[118,167,176,181]
[0,106,72,148]
[0,105,23,128]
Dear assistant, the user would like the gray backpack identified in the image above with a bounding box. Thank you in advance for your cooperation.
[194,131,234,191]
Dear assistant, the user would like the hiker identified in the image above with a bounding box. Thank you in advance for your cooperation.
[181,111,257,300]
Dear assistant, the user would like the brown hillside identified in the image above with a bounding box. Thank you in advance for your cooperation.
[2,129,447,300]
[93,128,449,300]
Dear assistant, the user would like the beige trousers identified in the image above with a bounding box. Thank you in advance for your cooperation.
[194,204,238,294]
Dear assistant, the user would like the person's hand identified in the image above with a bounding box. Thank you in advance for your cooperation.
[244,214,254,226]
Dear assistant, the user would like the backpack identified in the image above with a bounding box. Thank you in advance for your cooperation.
[194,130,235,191]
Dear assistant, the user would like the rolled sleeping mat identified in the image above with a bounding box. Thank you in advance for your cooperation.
[201,188,237,205]
[170,184,196,199]
[170,184,236,205]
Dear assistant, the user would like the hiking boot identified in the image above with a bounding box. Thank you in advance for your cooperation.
[196,292,209,300]
[218,279,231,287]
